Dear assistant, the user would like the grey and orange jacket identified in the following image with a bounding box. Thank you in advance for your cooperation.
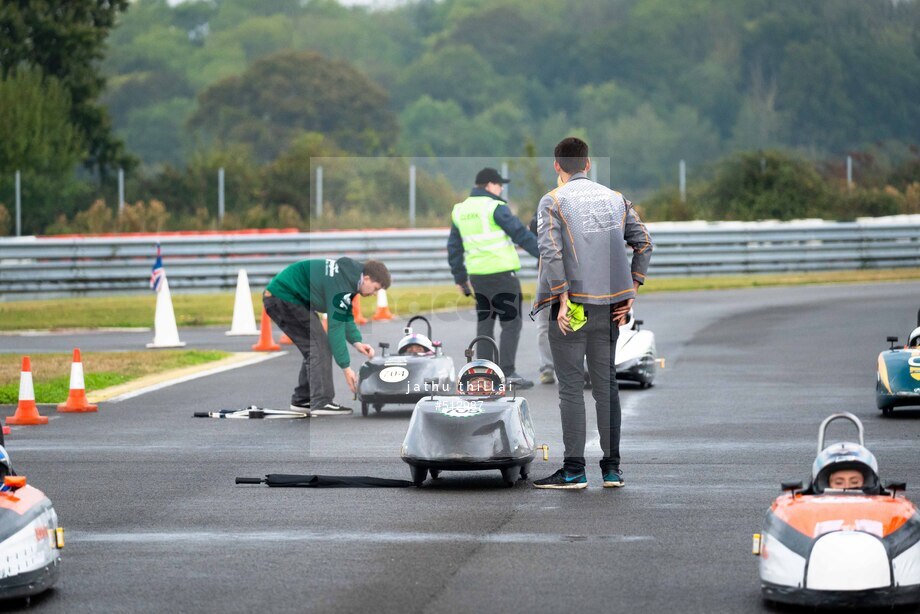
[530,172,652,316]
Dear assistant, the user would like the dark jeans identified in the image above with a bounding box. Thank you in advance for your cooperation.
[469,270,523,374]
[548,302,621,473]
[263,294,335,406]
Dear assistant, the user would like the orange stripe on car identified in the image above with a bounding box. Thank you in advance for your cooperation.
[772,494,915,538]
[0,485,48,515]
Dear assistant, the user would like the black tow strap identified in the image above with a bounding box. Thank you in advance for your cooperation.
[236,474,415,488]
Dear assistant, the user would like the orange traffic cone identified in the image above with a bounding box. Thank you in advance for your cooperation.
[251,309,281,352]
[57,349,98,413]
[353,295,368,325]
[7,357,49,426]
[372,289,394,321]
[279,333,293,345]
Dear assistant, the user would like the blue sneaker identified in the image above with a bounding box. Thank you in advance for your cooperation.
[533,468,587,490]
[603,469,625,488]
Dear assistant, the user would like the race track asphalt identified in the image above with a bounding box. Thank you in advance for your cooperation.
[2,281,920,613]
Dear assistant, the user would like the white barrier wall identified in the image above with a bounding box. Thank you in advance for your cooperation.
[0,216,918,298]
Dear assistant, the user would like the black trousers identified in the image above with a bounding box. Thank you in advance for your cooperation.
[263,294,335,406]
[469,270,523,374]
[548,301,621,473]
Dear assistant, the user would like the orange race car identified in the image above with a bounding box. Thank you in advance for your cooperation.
[754,412,920,607]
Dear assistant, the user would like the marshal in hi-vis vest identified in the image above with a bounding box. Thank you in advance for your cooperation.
[451,196,521,275]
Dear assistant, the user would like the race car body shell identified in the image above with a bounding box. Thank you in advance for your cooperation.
[359,354,455,407]
[615,326,657,385]
[877,349,920,410]
[0,484,62,600]
[401,395,536,470]
[760,492,920,606]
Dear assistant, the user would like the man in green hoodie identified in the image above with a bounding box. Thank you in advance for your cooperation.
[263,258,391,416]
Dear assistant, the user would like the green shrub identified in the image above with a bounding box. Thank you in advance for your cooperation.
[706,150,831,220]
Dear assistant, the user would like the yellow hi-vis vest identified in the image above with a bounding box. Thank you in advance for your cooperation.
[451,196,521,275]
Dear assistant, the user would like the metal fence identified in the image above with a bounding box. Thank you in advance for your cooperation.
[1,218,919,298]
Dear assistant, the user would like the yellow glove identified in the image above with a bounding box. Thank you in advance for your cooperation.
[566,300,587,332]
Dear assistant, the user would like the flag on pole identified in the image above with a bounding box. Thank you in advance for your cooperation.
[150,243,165,292]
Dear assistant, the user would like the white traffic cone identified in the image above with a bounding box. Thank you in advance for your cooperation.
[226,269,259,336]
[147,278,186,348]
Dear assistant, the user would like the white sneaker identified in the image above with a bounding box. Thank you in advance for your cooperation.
[310,402,352,416]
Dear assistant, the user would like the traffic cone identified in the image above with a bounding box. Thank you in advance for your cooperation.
[279,333,293,345]
[57,349,98,413]
[372,289,394,321]
[226,269,259,336]
[252,308,281,352]
[147,278,186,348]
[353,295,368,325]
[6,357,49,426]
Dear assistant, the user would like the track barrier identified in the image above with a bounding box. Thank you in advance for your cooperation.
[7,357,49,426]
[147,278,186,348]
[57,349,98,413]
[372,289,394,321]
[226,269,258,336]
[252,309,281,352]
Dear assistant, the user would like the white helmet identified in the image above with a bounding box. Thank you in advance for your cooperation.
[458,359,505,396]
[908,326,920,348]
[811,442,880,493]
[397,332,434,354]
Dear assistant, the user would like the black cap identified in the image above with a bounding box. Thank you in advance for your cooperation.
[475,167,510,185]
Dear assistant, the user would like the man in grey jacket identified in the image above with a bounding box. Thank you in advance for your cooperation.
[531,137,653,490]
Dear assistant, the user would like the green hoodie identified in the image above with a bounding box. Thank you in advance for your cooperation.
[266,257,363,368]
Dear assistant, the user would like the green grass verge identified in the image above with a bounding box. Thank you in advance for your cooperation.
[0,268,918,331]
[0,350,230,404]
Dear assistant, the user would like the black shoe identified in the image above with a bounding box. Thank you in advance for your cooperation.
[311,402,352,416]
[505,372,534,390]
[603,469,625,488]
[289,402,311,413]
[533,468,587,490]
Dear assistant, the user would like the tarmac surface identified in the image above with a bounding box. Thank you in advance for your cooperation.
[2,281,920,613]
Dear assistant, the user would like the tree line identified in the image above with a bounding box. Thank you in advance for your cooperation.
[1,0,919,234]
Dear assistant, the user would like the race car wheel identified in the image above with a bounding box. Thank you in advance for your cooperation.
[500,467,517,486]
[882,406,893,417]
[410,465,427,486]
[520,463,531,480]
[373,403,383,413]
[361,402,369,417]
[429,469,441,479]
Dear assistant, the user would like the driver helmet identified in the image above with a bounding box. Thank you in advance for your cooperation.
[458,359,505,396]
[811,442,880,494]
[397,333,434,355]
[908,326,920,348]
[0,445,11,479]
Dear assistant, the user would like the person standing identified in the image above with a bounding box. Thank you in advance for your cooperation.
[529,212,555,385]
[448,167,539,389]
[263,257,391,415]
[531,138,653,489]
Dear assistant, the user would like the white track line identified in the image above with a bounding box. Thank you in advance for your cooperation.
[71,530,653,545]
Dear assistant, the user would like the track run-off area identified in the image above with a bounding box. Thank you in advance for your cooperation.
[1,281,919,613]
